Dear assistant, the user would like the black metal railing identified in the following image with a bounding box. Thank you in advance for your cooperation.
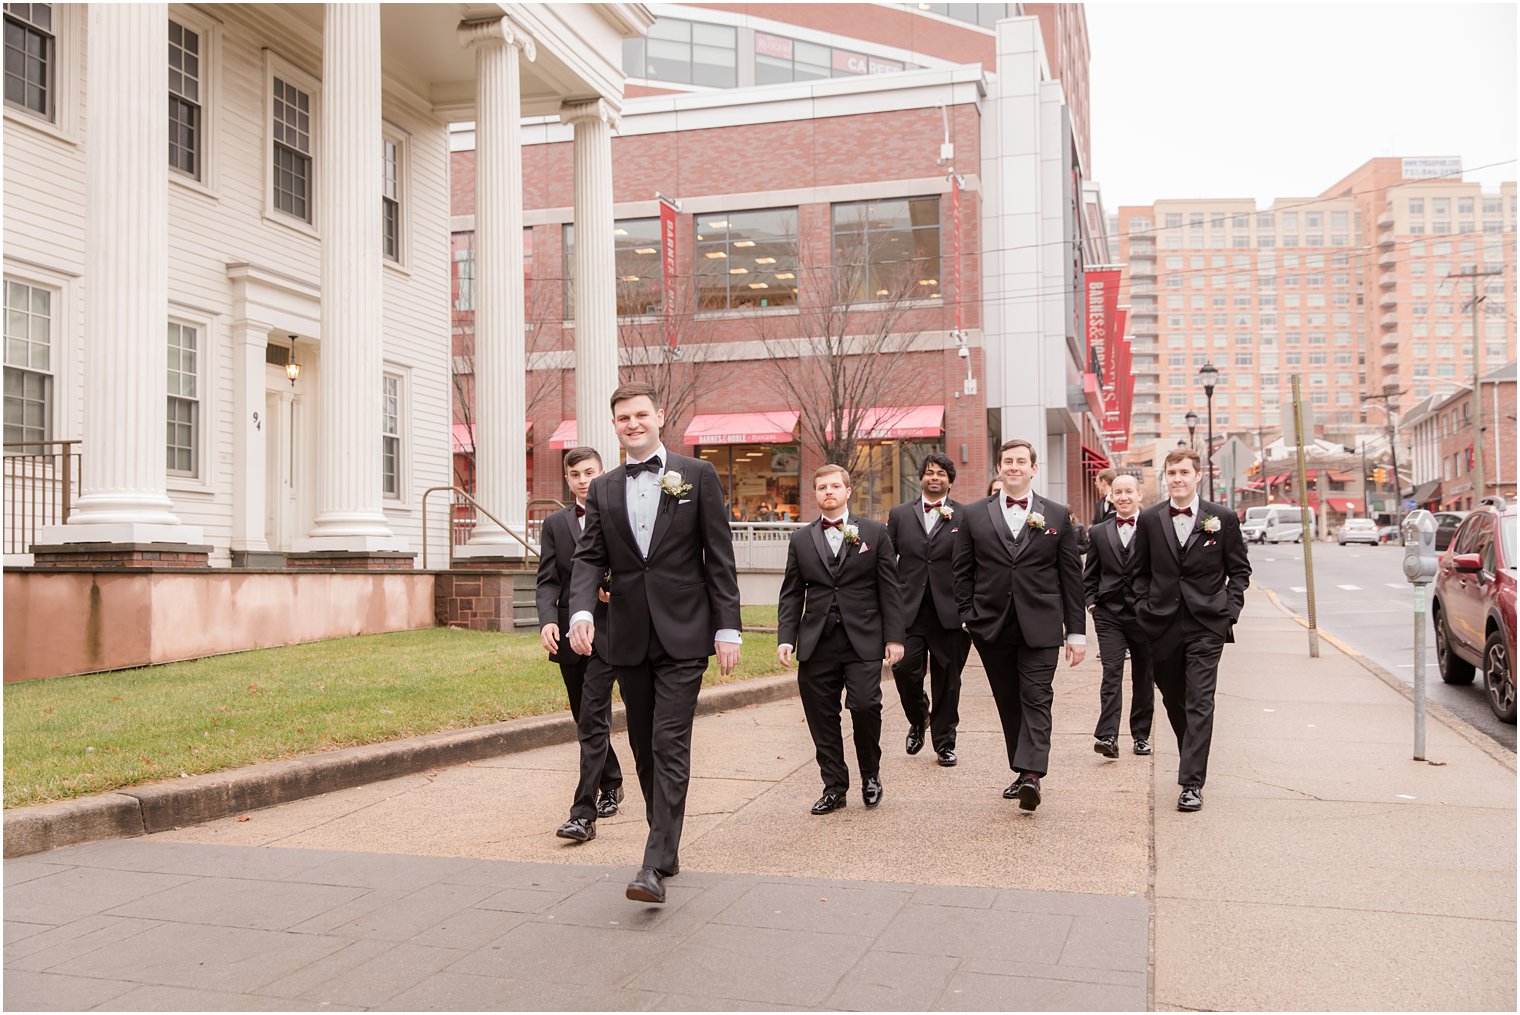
[3,439,80,556]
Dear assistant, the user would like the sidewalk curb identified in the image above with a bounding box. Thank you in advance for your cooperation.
[1260,587,1516,772]
[3,672,800,860]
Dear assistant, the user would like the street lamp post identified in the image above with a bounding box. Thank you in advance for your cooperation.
[1199,362,1219,502]
[1184,410,1199,450]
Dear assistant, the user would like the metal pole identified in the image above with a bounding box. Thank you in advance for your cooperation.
[1471,276,1484,504]
[1206,395,1215,502]
[1412,582,1427,760]
[1292,374,1319,657]
[1361,446,1370,517]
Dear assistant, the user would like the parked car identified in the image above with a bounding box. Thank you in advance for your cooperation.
[1431,498,1516,724]
[1337,518,1380,546]
[1263,505,1318,544]
[1241,506,1272,544]
[1434,510,1469,552]
[1377,525,1401,545]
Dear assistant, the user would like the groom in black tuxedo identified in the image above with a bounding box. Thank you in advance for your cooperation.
[568,382,742,903]
[886,452,971,766]
[1082,472,1154,759]
[952,438,1086,812]
[1131,447,1251,812]
[777,464,905,815]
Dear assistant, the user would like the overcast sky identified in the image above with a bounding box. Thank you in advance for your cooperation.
[1086,3,1518,209]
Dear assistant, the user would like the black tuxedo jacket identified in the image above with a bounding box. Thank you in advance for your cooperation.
[569,452,742,665]
[535,506,609,663]
[1083,515,1143,618]
[951,492,1085,647]
[777,517,906,662]
[1131,498,1251,643]
[886,498,965,630]
[1092,498,1116,526]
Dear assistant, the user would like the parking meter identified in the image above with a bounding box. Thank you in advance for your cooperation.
[1402,510,1438,585]
[1400,509,1437,760]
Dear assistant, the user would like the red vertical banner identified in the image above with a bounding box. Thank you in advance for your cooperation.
[950,175,962,332]
[660,198,678,349]
[1084,268,1121,390]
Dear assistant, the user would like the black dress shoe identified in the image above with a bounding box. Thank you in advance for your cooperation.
[1133,739,1152,756]
[1015,775,1042,812]
[596,785,624,818]
[905,723,926,756]
[554,816,595,842]
[1003,780,1022,800]
[862,776,883,808]
[1177,786,1203,812]
[625,866,666,904]
[936,748,957,767]
[811,791,847,815]
[1093,736,1119,759]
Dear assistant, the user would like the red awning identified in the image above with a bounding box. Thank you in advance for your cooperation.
[826,405,945,440]
[452,420,531,455]
[1080,444,1111,472]
[549,419,577,449]
[683,411,799,446]
[1326,498,1361,514]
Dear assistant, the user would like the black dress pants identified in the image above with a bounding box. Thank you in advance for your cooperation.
[1091,609,1154,742]
[891,596,971,751]
[972,622,1059,777]
[565,654,623,822]
[798,621,883,795]
[611,627,707,875]
[1149,617,1225,789]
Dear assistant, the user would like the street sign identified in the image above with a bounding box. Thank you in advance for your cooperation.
[1402,499,1417,511]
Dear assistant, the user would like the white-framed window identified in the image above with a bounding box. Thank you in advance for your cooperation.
[381,126,409,267]
[166,320,199,476]
[167,15,204,180]
[264,52,318,230]
[4,2,52,119]
[382,371,403,499]
[3,277,52,449]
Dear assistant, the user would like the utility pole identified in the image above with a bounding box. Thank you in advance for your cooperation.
[1363,387,1406,531]
[1446,265,1501,505]
[1292,374,1319,658]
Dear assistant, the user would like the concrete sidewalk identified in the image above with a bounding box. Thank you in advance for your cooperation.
[4,590,1515,1010]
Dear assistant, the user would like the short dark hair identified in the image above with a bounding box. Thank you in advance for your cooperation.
[1096,468,1117,485]
[1163,447,1202,472]
[609,381,659,413]
[563,446,602,472]
[919,452,957,484]
[986,477,1004,497]
[997,438,1037,466]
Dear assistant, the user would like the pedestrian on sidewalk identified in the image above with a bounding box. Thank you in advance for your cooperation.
[543,447,624,846]
[777,464,905,815]
[1083,473,1154,760]
[953,438,1086,813]
[886,453,971,767]
[567,383,743,904]
[1131,447,1251,812]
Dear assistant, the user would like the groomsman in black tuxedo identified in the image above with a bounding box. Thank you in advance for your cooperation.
[542,448,623,845]
[887,453,971,766]
[1082,472,1154,759]
[1091,468,1117,526]
[1131,447,1251,812]
[952,438,1086,812]
[777,464,905,815]
[567,382,742,903]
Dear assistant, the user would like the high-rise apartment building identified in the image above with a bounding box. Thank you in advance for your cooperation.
[1118,159,1517,451]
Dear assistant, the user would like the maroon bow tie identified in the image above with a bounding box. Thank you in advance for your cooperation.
[923,501,943,513]
[1169,505,1193,518]
[1005,496,1028,510]
[1116,516,1134,527]
[820,517,844,530]
[575,504,585,518]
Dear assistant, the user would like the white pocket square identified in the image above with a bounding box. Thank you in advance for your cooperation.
[678,499,692,505]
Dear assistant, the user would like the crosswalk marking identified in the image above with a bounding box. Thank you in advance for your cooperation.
[1386,583,1407,589]
[1337,584,1362,591]
[1290,586,1306,593]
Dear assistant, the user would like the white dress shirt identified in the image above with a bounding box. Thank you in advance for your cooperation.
[571,444,740,645]
[1115,512,1137,549]
[780,510,850,655]
[1169,494,1201,547]
[920,497,945,535]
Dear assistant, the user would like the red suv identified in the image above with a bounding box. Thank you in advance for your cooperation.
[1432,498,1517,723]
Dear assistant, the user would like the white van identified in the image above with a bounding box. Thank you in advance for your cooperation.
[1262,505,1318,544]
[1241,506,1273,543]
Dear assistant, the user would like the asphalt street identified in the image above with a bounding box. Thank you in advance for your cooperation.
[1245,539,1517,752]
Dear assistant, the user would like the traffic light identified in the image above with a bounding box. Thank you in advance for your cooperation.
[1248,461,1262,478]
[1373,467,1388,485]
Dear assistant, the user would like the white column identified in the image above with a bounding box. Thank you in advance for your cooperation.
[562,98,622,467]
[230,320,270,554]
[43,4,201,545]
[458,17,534,554]
[305,3,401,549]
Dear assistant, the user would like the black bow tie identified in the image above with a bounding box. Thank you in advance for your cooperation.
[820,517,844,531]
[923,501,943,513]
[1116,516,1134,527]
[574,504,585,518]
[625,457,662,478]
[1170,505,1193,518]
[1006,496,1028,510]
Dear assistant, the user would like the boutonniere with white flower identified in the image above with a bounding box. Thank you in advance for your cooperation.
[841,522,862,546]
[1202,515,1222,534]
[658,470,693,498]
[934,504,954,520]
[1026,511,1047,532]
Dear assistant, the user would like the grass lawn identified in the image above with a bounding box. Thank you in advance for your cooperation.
[741,604,778,629]
[3,627,782,809]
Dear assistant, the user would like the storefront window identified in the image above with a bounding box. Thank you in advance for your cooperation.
[625,18,737,88]
[698,443,801,521]
[849,439,945,518]
[695,208,799,310]
[563,218,663,319]
[833,197,941,302]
